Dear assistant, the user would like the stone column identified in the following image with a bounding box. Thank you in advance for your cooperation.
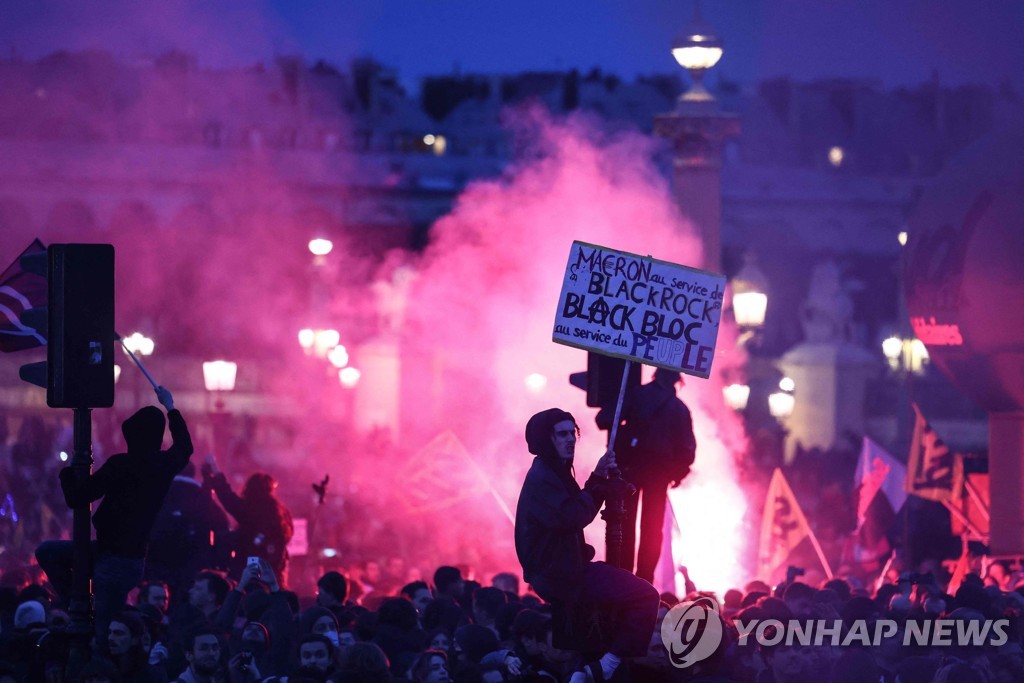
[654,101,740,274]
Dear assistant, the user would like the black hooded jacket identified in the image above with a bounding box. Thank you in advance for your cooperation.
[514,409,605,601]
[60,406,193,558]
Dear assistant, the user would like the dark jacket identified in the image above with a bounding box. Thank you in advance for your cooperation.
[515,457,605,600]
[209,474,293,577]
[601,380,696,485]
[61,407,193,558]
[147,474,230,592]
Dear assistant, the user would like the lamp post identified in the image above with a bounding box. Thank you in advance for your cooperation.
[203,360,237,463]
[670,3,724,103]
[654,1,740,273]
[732,252,769,330]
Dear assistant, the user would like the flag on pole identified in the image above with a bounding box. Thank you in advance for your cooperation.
[906,404,963,502]
[399,431,492,514]
[759,468,832,580]
[0,239,47,353]
[856,438,908,548]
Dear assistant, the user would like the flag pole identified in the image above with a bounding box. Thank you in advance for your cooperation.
[806,526,834,579]
[606,360,633,469]
[459,447,516,526]
[874,551,896,593]
[118,340,159,390]
[964,478,990,523]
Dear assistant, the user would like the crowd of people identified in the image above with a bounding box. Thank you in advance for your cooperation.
[0,389,1019,683]
[2,548,1024,682]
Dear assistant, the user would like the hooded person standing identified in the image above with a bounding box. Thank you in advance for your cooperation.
[515,408,659,683]
[36,385,193,652]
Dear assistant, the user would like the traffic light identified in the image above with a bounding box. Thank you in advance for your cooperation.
[569,351,641,408]
[19,244,115,408]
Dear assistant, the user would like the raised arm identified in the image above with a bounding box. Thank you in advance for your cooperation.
[156,386,193,470]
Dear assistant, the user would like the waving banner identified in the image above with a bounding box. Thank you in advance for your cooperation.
[552,241,726,378]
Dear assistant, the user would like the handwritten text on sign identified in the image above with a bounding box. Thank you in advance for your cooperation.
[552,241,726,378]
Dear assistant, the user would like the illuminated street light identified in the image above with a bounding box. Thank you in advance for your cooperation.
[524,373,548,393]
[768,391,795,419]
[671,2,724,102]
[328,345,350,369]
[882,335,929,374]
[769,377,796,419]
[202,360,238,392]
[339,367,361,388]
[308,238,333,256]
[122,332,154,356]
[722,383,750,411]
[732,252,770,331]
[298,328,340,358]
[828,146,845,167]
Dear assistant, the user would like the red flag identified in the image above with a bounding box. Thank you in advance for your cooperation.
[0,239,47,352]
[759,468,833,581]
[856,438,907,549]
[906,404,963,502]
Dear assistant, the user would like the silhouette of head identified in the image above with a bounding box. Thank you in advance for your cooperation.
[653,368,682,387]
[243,472,277,500]
[525,408,575,461]
[122,406,166,453]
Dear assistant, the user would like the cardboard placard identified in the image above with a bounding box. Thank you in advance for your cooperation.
[552,241,725,378]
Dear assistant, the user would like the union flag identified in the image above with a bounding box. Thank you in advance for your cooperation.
[0,239,47,353]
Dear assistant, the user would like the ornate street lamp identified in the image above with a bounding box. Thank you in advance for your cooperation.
[203,360,237,464]
[671,2,724,102]
[203,360,237,393]
[654,2,739,273]
[203,360,237,411]
[732,252,769,329]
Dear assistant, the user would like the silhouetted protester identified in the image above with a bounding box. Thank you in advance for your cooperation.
[515,408,659,683]
[597,368,696,582]
[206,471,294,587]
[36,385,193,652]
[146,461,229,599]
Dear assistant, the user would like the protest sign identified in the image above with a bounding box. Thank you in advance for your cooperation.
[552,241,725,379]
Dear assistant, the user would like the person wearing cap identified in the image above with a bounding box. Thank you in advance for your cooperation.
[35,385,193,652]
[515,408,659,683]
[597,368,696,583]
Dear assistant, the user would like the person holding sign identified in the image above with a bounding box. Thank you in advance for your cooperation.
[515,408,659,683]
[597,368,696,583]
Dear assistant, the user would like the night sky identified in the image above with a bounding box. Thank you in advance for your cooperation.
[2,0,1022,92]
